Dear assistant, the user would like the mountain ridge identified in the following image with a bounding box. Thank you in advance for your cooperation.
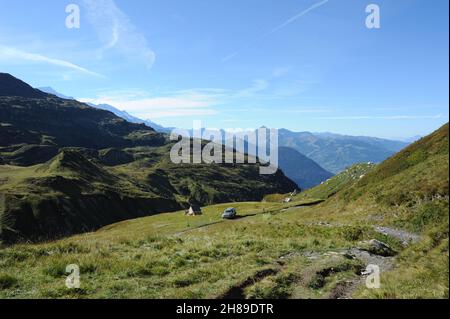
[0,74,297,243]
[278,128,409,173]
[0,73,49,99]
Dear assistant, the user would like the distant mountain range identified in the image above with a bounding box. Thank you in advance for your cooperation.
[37,87,333,189]
[278,129,409,173]
[36,86,411,185]
[278,147,333,189]
[37,86,74,100]
[220,135,334,190]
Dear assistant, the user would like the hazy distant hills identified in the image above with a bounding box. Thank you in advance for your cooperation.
[278,146,333,189]
[278,129,409,173]
[36,87,333,189]
[35,86,411,188]
[37,86,74,100]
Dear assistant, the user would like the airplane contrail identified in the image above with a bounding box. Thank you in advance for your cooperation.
[222,0,329,63]
[263,0,329,39]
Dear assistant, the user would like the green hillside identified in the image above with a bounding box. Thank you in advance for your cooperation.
[0,145,296,243]
[297,123,449,298]
[299,162,376,200]
[0,123,447,299]
[343,123,449,205]
[0,74,297,243]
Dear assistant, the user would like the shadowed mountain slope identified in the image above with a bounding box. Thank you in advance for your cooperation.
[0,73,49,99]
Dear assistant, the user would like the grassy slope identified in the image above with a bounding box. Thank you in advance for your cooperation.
[346,124,449,298]
[0,124,448,299]
[0,149,181,243]
[299,123,449,298]
[0,198,377,299]
[0,145,296,243]
[298,162,376,200]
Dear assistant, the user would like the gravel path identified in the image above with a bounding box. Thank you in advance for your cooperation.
[328,247,395,299]
[332,226,422,299]
[374,226,421,246]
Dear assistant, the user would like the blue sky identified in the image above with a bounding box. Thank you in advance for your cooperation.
[0,0,448,139]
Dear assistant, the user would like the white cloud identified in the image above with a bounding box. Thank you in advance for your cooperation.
[0,45,104,78]
[80,90,220,119]
[83,0,156,68]
[79,74,319,120]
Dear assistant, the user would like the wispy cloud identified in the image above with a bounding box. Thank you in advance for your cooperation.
[0,45,104,78]
[235,79,269,98]
[272,66,292,78]
[222,0,329,62]
[79,72,320,120]
[82,0,156,68]
[80,90,220,119]
[314,114,444,120]
[80,75,276,119]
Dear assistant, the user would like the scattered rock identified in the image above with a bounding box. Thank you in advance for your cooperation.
[375,226,421,246]
[359,239,396,257]
[279,252,301,260]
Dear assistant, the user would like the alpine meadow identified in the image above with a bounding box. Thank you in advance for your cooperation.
[0,0,448,304]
